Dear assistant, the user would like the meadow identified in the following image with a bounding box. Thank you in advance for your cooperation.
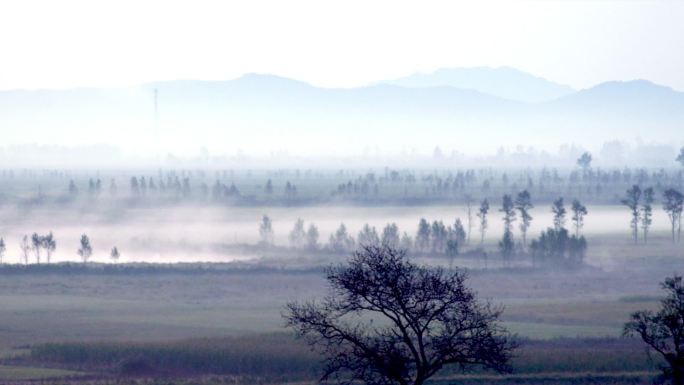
[0,167,681,384]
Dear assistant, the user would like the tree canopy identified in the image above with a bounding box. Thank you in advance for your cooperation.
[285,245,516,385]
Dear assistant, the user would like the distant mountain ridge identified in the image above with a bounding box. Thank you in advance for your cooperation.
[0,69,683,155]
[380,67,576,103]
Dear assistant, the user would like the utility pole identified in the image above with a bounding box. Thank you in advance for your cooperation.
[154,88,160,160]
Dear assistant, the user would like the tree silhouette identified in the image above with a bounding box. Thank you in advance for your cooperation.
[306,224,320,250]
[381,223,400,249]
[19,235,30,265]
[43,232,56,264]
[110,247,120,263]
[77,234,93,263]
[289,218,306,249]
[625,275,684,385]
[451,219,467,245]
[415,218,431,252]
[571,199,588,237]
[465,195,474,244]
[285,245,516,385]
[641,187,655,243]
[551,197,566,231]
[259,215,274,245]
[328,223,355,253]
[477,199,490,244]
[499,195,516,262]
[577,152,592,176]
[430,220,447,253]
[446,239,459,269]
[357,224,380,246]
[0,238,5,264]
[515,190,533,247]
[622,185,642,244]
[663,188,683,243]
[31,233,42,264]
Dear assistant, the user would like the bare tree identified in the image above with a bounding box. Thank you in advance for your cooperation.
[515,190,533,247]
[259,215,274,245]
[289,218,306,249]
[641,187,655,243]
[19,235,30,265]
[622,185,642,244]
[571,199,588,237]
[381,223,400,249]
[500,195,516,235]
[43,232,56,264]
[31,233,42,264]
[551,197,566,231]
[306,224,320,250]
[451,219,466,245]
[577,152,592,176]
[0,238,5,264]
[77,234,93,263]
[285,245,516,385]
[328,223,355,253]
[430,220,447,253]
[400,231,413,250]
[499,195,516,262]
[465,195,474,244]
[357,224,380,246]
[415,218,431,252]
[625,275,684,385]
[477,199,490,244]
[663,188,683,243]
[110,247,120,263]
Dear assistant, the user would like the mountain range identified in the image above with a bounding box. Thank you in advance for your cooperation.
[0,67,682,156]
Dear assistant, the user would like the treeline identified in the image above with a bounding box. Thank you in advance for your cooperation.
[255,190,591,268]
[1,150,683,206]
[1,184,680,267]
[0,232,119,265]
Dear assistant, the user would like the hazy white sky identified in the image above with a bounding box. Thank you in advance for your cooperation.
[1,0,683,91]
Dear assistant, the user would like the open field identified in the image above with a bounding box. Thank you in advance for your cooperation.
[0,185,681,384]
[0,245,680,383]
[0,265,668,347]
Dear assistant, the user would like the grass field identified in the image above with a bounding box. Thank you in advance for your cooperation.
[0,201,681,384]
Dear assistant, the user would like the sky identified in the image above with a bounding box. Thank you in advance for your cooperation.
[1,0,683,91]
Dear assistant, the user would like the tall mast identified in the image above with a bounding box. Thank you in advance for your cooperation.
[154,88,159,160]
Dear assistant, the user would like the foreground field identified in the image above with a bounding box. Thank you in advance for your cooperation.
[0,207,681,384]
[0,249,679,384]
[0,262,668,348]
[0,336,659,384]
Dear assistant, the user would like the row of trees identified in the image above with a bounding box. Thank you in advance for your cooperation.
[493,193,588,265]
[0,233,120,265]
[621,185,683,243]
[42,149,684,205]
[261,190,590,267]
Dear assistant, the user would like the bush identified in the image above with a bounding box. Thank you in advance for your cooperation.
[529,228,587,266]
